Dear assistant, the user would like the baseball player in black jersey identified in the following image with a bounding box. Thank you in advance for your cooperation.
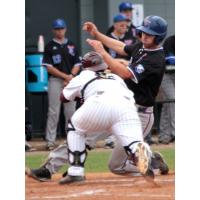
[83,15,169,176]
[106,2,137,42]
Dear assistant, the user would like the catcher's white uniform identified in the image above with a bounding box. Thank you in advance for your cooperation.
[62,69,144,176]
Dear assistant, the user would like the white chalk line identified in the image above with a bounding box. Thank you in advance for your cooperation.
[97,193,173,198]
[28,190,173,199]
[29,189,105,199]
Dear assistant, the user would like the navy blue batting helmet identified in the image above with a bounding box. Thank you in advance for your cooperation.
[52,18,67,29]
[136,15,168,44]
[119,2,133,12]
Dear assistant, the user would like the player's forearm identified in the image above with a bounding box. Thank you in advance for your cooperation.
[47,66,68,79]
[95,31,127,56]
[101,51,132,79]
[71,65,81,76]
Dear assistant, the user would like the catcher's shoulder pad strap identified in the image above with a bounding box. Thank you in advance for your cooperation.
[80,71,116,103]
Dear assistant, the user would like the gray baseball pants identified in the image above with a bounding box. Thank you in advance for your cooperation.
[45,77,76,145]
[159,73,175,142]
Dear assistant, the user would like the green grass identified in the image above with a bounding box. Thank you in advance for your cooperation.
[26,146,175,173]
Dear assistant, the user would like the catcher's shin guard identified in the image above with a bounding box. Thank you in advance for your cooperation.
[67,122,87,177]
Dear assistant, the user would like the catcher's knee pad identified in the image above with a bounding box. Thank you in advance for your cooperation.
[68,149,87,167]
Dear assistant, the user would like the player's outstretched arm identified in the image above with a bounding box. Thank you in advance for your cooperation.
[83,22,127,56]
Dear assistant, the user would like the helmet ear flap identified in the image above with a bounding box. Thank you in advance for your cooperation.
[154,36,160,45]
[155,32,167,44]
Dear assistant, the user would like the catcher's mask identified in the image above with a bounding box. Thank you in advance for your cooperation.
[81,51,108,71]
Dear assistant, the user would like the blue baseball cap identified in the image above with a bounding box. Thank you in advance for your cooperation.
[118,2,133,12]
[52,18,67,29]
[113,14,129,23]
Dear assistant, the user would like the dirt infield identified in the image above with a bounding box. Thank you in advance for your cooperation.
[26,172,175,200]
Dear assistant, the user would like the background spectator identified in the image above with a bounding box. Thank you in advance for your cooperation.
[105,14,137,60]
[42,18,81,150]
[106,2,137,41]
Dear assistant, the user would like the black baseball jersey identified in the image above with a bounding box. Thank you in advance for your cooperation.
[124,41,166,107]
[42,39,81,77]
[105,32,138,60]
[126,23,137,39]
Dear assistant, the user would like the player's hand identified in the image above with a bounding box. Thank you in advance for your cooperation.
[63,75,73,86]
[63,80,68,87]
[86,39,106,55]
[83,22,98,36]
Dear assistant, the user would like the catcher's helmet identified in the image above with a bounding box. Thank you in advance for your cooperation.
[136,15,168,44]
[81,51,107,71]
[82,51,103,68]
[52,18,67,29]
[119,2,133,12]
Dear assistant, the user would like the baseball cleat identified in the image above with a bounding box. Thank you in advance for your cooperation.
[62,170,68,177]
[134,142,154,179]
[25,166,51,182]
[59,175,85,185]
[151,151,169,175]
[46,143,56,151]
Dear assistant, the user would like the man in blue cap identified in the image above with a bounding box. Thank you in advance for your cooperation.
[106,2,137,41]
[42,18,81,150]
[105,14,137,61]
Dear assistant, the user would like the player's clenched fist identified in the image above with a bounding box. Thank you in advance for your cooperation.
[83,22,98,36]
